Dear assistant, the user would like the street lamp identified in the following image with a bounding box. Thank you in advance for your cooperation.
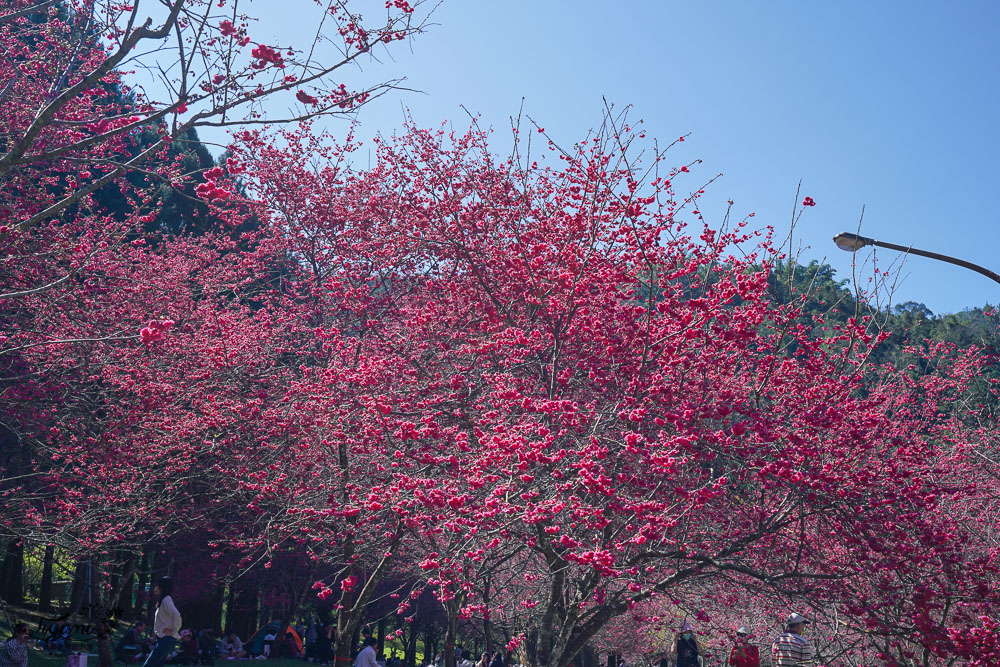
[832,232,1000,286]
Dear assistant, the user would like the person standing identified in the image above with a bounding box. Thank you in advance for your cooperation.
[305,618,319,662]
[315,625,333,665]
[0,623,30,667]
[728,627,759,667]
[671,622,700,667]
[771,613,814,667]
[142,576,183,667]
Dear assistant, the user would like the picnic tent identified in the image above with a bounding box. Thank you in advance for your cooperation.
[245,621,304,656]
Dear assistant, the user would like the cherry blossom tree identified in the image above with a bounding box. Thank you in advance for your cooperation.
[230,114,1000,667]
[0,0,433,573]
[4,15,999,661]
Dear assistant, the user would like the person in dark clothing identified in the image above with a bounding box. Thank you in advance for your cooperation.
[314,626,333,665]
[117,623,148,663]
[281,633,301,659]
[197,629,217,666]
[671,623,700,667]
[488,653,504,667]
[171,631,199,665]
[305,619,319,662]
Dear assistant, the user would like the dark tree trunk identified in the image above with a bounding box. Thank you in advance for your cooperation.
[404,620,420,667]
[377,618,387,658]
[184,585,219,632]
[224,582,236,632]
[68,559,89,617]
[525,630,538,667]
[351,623,362,656]
[210,582,225,632]
[39,545,55,612]
[98,555,135,667]
[424,622,437,666]
[117,554,136,621]
[146,549,167,628]
[0,540,24,604]
[482,577,492,660]
[333,535,401,666]
[274,562,311,660]
[133,551,150,620]
[443,593,466,667]
[230,582,258,641]
[97,622,114,667]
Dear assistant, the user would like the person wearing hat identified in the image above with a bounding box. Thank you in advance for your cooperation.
[727,627,758,667]
[771,613,814,666]
[670,621,700,667]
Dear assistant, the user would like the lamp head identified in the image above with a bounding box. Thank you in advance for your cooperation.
[833,232,872,252]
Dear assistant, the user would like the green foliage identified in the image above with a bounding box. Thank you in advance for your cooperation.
[767,258,1000,418]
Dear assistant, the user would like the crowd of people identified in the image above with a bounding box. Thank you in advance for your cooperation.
[0,580,817,667]
[662,612,814,667]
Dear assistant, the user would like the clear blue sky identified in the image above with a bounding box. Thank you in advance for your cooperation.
[226,0,1000,315]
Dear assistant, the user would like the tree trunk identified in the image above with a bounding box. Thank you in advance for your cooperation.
[146,549,167,627]
[230,582,258,641]
[333,534,402,666]
[224,582,236,632]
[404,618,420,667]
[184,581,222,632]
[92,554,134,667]
[443,593,466,667]
[377,618,387,659]
[97,627,113,667]
[351,623,362,656]
[424,622,437,666]
[133,551,150,620]
[482,577,492,660]
[210,582,225,632]
[39,545,55,612]
[0,539,24,604]
[68,559,89,617]
[525,630,538,667]
[116,553,137,621]
[273,561,312,660]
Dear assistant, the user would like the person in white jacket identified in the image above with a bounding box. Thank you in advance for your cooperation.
[355,637,379,667]
[141,577,182,667]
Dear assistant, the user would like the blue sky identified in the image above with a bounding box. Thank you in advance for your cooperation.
[220,1,1000,315]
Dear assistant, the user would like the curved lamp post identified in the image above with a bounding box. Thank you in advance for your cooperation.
[832,232,1000,286]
